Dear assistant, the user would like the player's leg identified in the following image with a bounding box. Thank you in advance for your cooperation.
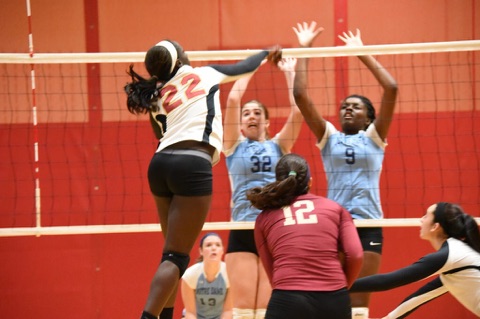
[155,195,177,319]
[254,259,272,319]
[350,250,381,305]
[143,194,212,317]
[141,151,175,319]
[226,251,259,319]
[350,227,383,319]
[142,151,213,319]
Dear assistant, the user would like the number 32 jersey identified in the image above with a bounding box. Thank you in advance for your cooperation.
[225,136,283,222]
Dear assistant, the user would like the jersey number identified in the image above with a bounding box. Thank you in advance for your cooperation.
[250,155,272,173]
[160,73,206,113]
[283,200,318,226]
[200,298,216,306]
[345,147,355,165]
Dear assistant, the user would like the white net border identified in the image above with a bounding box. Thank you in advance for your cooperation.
[1,218,479,237]
[1,40,479,64]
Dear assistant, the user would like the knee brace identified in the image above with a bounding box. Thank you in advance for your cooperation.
[254,309,266,319]
[233,308,254,319]
[352,307,369,319]
[161,251,190,278]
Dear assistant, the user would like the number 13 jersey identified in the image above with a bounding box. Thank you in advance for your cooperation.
[182,261,230,319]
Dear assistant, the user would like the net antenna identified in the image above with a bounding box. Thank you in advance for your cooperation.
[25,0,43,235]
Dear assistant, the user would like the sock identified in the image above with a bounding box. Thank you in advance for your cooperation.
[254,308,267,319]
[352,307,369,319]
[141,311,158,319]
[160,307,174,319]
[233,308,255,319]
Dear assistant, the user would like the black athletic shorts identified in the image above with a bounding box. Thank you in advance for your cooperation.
[226,229,258,255]
[356,227,383,254]
[148,149,212,197]
[266,288,351,319]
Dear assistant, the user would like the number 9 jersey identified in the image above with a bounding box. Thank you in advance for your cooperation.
[317,121,386,220]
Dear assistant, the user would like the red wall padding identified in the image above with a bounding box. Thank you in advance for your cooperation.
[0,0,479,318]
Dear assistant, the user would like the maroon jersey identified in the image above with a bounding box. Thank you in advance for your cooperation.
[254,193,363,291]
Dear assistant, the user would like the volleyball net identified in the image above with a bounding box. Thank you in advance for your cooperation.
[1,41,479,237]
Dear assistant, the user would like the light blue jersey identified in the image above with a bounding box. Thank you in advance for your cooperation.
[317,122,386,220]
[225,136,283,221]
[182,262,230,319]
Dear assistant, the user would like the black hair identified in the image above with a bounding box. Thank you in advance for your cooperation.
[123,40,180,115]
[434,202,480,253]
[144,43,179,82]
[247,153,310,210]
[124,65,158,114]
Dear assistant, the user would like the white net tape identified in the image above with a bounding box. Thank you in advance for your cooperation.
[1,40,479,64]
[1,218,479,237]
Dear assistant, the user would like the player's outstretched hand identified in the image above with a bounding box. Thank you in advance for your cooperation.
[293,21,324,48]
[277,57,297,73]
[338,29,364,47]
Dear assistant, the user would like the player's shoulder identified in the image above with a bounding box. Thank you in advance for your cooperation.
[303,193,344,210]
[183,261,203,279]
[299,192,329,202]
[220,261,228,273]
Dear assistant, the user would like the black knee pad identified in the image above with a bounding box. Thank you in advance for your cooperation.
[161,251,190,278]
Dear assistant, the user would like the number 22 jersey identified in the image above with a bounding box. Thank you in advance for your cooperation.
[152,51,269,166]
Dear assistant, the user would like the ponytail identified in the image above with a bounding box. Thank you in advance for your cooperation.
[435,202,480,253]
[124,64,159,114]
[247,153,311,210]
[247,175,299,210]
[463,214,480,253]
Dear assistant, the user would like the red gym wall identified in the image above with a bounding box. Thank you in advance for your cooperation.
[0,1,479,318]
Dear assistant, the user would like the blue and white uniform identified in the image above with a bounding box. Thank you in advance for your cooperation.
[182,262,230,319]
[152,51,269,166]
[225,136,283,221]
[317,121,386,220]
[350,238,480,317]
